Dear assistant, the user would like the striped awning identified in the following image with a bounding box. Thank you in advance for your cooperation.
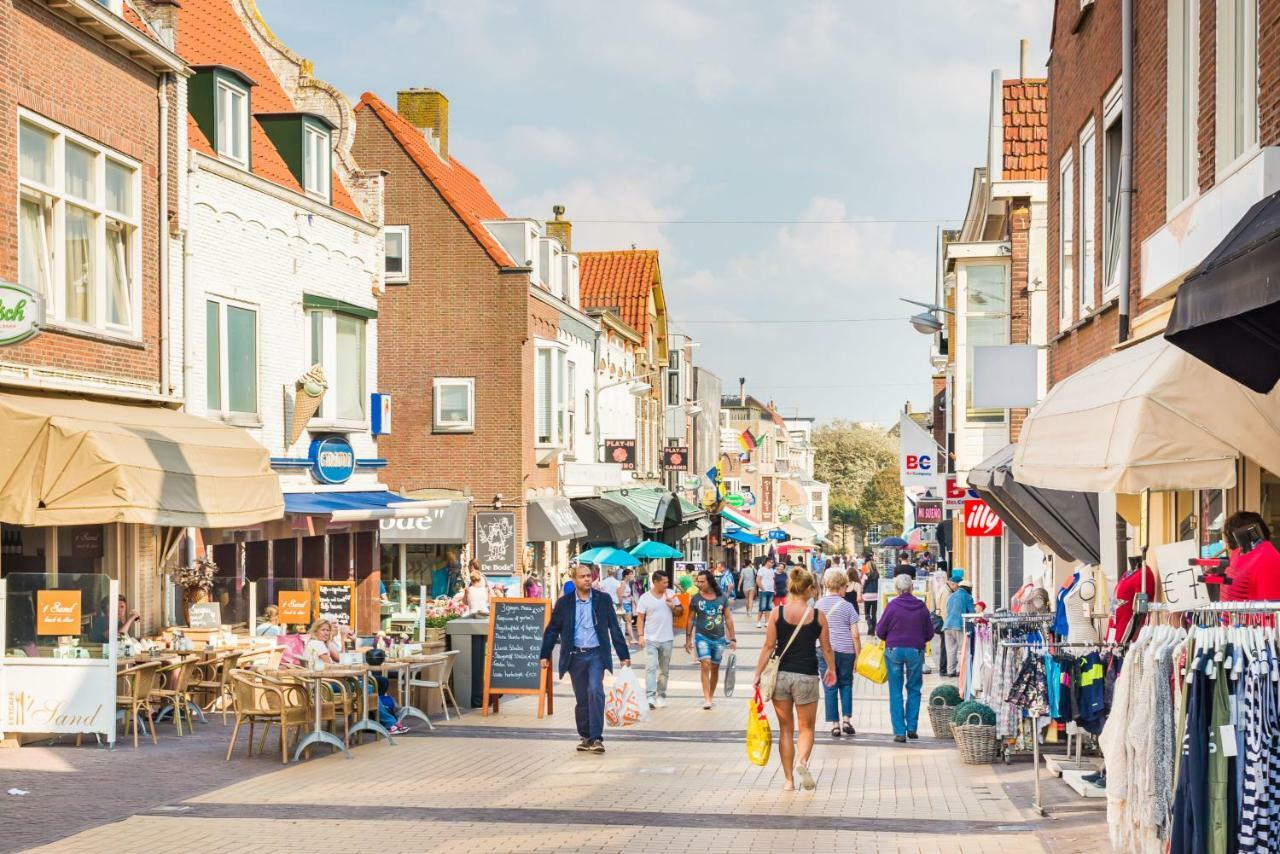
[719,505,762,532]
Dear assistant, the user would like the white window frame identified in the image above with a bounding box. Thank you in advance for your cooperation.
[1101,80,1124,302]
[1078,120,1097,313]
[1215,0,1259,177]
[17,110,141,338]
[432,377,475,433]
[303,125,330,201]
[1167,0,1200,212]
[1059,151,1075,326]
[383,226,409,284]
[206,296,259,418]
[534,340,568,448]
[961,261,1010,425]
[306,309,368,425]
[215,80,249,168]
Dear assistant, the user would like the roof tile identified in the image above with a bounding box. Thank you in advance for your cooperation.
[355,93,513,267]
[1001,78,1049,181]
[578,250,659,336]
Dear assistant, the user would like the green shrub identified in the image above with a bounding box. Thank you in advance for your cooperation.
[929,684,962,707]
[951,699,996,727]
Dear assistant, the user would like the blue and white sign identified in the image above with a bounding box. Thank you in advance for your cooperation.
[899,412,943,488]
[309,435,356,484]
[371,393,392,435]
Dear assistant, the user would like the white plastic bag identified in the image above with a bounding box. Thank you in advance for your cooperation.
[605,666,649,727]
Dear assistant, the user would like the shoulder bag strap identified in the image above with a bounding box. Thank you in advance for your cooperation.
[775,605,813,659]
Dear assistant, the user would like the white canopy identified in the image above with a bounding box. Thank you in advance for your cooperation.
[1013,335,1280,492]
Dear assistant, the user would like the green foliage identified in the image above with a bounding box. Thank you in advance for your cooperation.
[813,421,904,550]
[855,466,904,533]
[930,683,963,707]
[951,700,996,727]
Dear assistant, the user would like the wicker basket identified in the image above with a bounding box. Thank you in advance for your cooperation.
[953,713,1000,764]
[928,697,956,740]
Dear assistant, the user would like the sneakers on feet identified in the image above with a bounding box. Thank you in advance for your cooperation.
[588,740,606,754]
[648,701,657,710]
[655,697,667,708]
[702,700,713,710]
[893,735,907,743]
[576,738,590,752]
[388,723,409,735]
[907,731,919,740]
[795,762,816,790]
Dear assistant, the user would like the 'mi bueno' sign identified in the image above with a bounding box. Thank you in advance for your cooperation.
[308,435,356,484]
[0,282,42,346]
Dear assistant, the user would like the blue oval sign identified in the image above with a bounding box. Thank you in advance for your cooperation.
[309,435,355,484]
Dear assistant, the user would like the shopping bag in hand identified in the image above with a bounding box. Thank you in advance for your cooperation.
[855,640,888,684]
[605,666,648,727]
[746,689,772,767]
[723,651,737,697]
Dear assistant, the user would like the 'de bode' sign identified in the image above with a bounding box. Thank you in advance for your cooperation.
[0,282,42,346]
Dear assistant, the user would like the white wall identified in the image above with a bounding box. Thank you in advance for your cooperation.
[596,331,638,454]
[185,157,383,494]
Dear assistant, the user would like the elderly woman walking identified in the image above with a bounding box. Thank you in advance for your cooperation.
[815,568,862,737]
[875,573,935,742]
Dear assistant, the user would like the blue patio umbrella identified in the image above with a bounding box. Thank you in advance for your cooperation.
[630,540,684,560]
[575,546,641,568]
[880,536,909,548]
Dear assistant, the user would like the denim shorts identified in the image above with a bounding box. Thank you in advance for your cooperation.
[695,634,728,664]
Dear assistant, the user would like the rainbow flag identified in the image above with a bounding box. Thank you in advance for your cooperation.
[737,429,757,453]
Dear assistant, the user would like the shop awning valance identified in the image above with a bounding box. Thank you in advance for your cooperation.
[526,496,588,542]
[0,392,283,528]
[968,444,1100,564]
[1166,188,1280,393]
[1013,336,1280,492]
[719,505,762,532]
[378,499,470,543]
[725,529,767,545]
[601,488,680,531]
[284,491,450,523]
[571,498,643,550]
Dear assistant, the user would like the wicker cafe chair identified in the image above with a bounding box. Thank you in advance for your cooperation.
[190,651,242,724]
[407,650,463,721]
[116,661,164,748]
[226,669,310,764]
[237,646,284,671]
[149,658,201,736]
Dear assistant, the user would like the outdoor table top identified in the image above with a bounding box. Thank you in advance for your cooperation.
[260,665,369,679]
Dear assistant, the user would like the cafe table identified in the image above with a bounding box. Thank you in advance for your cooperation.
[371,654,445,731]
[264,665,388,761]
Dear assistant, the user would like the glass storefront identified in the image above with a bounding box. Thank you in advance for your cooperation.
[380,543,462,608]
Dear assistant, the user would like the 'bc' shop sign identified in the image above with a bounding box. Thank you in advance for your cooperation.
[308,435,355,484]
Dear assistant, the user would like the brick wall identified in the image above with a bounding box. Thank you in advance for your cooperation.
[0,1,171,389]
[352,113,539,550]
[1008,199,1031,441]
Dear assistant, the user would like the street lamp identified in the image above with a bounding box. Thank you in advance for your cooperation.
[900,297,954,336]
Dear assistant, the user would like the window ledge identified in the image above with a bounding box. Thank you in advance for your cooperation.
[432,425,475,435]
[212,412,263,429]
[44,321,146,350]
[1053,297,1118,341]
[308,418,367,434]
[384,278,409,286]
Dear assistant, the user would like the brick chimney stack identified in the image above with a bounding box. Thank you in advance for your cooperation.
[546,205,572,251]
[396,88,448,160]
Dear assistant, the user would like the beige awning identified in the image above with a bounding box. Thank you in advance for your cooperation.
[1013,336,1280,492]
[0,392,284,527]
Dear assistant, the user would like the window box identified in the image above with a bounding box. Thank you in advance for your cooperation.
[433,378,475,433]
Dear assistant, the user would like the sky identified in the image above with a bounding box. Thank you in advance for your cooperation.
[263,0,1053,428]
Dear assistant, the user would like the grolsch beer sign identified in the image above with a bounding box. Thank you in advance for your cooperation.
[0,282,42,346]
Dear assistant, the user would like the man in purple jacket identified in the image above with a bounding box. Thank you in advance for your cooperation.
[875,573,935,741]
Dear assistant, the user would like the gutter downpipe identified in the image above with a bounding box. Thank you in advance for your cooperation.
[1118,0,1134,342]
[158,73,171,397]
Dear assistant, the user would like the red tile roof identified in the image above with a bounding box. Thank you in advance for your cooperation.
[356,93,513,267]
[175,0,363,217]
[578,250,659,336]
[1002,78,1048,181]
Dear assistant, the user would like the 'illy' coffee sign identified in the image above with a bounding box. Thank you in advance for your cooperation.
[0,283,42,346]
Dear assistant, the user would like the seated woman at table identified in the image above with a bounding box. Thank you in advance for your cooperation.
[304,620,405,734]
[256,605,284,637]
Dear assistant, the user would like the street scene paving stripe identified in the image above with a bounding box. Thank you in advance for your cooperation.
[408,724,956,749]
[144,801,1036,836]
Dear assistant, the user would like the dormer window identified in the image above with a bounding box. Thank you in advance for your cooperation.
[303,125,330,200]
[215,80,249,166]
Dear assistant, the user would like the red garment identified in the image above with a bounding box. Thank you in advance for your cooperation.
[1224,541,1280,601]
[1106,566,1156,643]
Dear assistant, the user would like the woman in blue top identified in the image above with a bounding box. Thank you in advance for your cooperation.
[684,569,737,710]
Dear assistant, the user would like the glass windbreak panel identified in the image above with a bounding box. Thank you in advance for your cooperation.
[4,572,110,659]
[1,525,48,576]
[206,576,249,628]
[255,577,310,636]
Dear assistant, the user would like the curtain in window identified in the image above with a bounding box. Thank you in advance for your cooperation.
[106,224,131,328]
[336,314,365,420]
[226,305,257,414]
[18,198,51,296]
[64,206,93,323]
[19,124,53,185]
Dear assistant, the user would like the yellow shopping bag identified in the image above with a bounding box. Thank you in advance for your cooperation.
[856,640,888,684]
[746,689,772,767]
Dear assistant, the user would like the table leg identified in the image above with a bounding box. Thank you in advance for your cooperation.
[396,664,433,730]
[348,671,394,745]
[293,678,351,761]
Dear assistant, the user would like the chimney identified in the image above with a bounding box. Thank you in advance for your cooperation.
[738,377,746,406]
[546,205,572,252]
[1019,38,1029,79]
[397,89,449,160]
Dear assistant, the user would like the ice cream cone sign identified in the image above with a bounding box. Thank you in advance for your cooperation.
[288,364,328,446]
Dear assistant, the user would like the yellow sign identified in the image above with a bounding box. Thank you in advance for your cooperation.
[36,590,81,636]
[277,590,311,625]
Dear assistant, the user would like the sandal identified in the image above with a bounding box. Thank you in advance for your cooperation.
[842,721,856,736]
[830,725,842,738]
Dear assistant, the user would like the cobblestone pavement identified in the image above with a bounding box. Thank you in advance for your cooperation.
[6,602,1110,853]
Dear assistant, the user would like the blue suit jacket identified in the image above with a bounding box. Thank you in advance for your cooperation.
[539,589,631,677]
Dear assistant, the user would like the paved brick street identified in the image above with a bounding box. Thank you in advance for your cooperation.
[3,606,1109,854]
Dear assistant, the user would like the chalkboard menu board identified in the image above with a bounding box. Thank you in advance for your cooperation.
[482,598,551,716]
[315,581,354,626]
[187,601,222,629]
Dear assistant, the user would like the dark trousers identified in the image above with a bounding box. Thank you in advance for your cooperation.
[568,649,606,742]
[864,600,878,634]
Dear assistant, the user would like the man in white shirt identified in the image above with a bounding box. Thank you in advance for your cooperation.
[754,561,777,628]
[636,570,681,709]
[596,570,622,607]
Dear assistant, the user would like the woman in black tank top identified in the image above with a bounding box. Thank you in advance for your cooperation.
[752,567,837,792]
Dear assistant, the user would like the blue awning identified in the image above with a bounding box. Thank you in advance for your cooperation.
[284,491,449,523]
[725,529,767,545]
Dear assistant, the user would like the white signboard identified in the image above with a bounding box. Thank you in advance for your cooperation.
[899,412,943,488]
[1152,538,1210,611]
[972,345,1039,408]
[3,661,117,738]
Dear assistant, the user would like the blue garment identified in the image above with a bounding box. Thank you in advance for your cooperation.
[819,651,856,722]
[432,568,449,598]
[944,586,974,631]
[568,649,607,741]
[1044,654,1062,719]
[1053,575,1077,637]
[573,595,598,649]
[563,580,575,597]
[885,646,924,736]
[540,589,630,678]
[694,634,728,664]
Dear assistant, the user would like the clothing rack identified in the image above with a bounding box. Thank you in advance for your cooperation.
[1135,599,1280,614]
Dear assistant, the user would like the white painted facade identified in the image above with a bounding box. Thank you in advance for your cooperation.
[596,326,639,450]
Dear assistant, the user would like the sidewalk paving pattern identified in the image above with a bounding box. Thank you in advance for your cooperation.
[4,603,1109,853]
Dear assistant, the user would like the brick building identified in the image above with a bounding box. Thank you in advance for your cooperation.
[353,90,597,592]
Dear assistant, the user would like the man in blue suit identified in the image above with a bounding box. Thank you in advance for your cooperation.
[541,563,631,753]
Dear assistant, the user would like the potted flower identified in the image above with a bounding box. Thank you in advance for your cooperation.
[175,558,217,625]
[422,597,467,643]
